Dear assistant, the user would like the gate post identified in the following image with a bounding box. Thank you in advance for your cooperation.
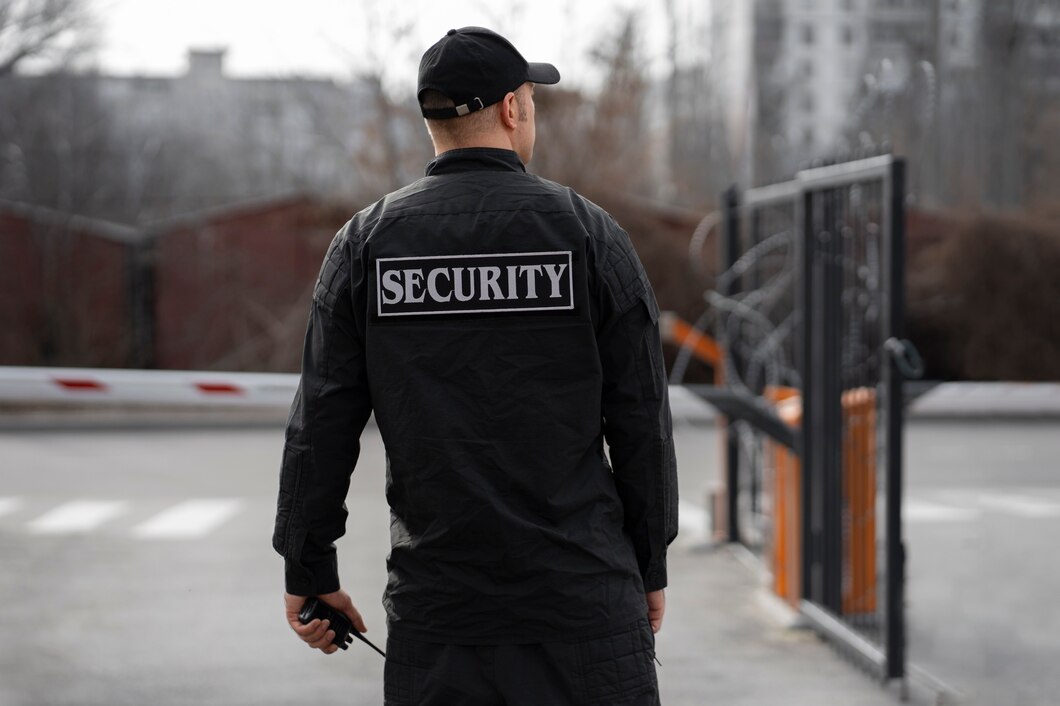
[884,159,907,680]
[798,184,842,613]
[820,185,844,615]
[721,185,742,544]
[796,186,816,604]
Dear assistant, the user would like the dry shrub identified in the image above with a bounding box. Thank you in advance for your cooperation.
[588,191,717,382]
[907,211,1060,380]
[589,192,707,322]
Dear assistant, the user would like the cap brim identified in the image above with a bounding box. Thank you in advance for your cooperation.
[527,62,560,85]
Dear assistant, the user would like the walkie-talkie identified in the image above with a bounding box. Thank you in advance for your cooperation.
[298,597,386,658]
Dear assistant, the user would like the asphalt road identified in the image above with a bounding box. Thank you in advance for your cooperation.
[0,417,1057,705]
[902,420,1060,706]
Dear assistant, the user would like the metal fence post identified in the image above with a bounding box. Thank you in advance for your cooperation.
[821,185,844,615]
[884,159,907,680]
[796,186,814,603]
[721,185,742,544]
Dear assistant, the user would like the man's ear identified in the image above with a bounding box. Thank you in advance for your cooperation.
[500,92,519,130]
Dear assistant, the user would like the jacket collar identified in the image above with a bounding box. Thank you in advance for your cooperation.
[425,148,527,176]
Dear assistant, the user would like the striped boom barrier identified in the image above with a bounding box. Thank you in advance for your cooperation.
[2,367,1058,417]
[0,366,720,421]
[0,367,300,408]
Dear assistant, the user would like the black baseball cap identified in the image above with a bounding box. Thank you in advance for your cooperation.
[418,27,560,120]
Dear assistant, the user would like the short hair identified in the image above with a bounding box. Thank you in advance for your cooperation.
[422,86,529,144]
[422,89,501,142]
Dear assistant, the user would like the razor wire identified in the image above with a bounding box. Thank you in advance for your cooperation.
[671,213,799,393]
[673,185,884,398]
[672,206,801,550]
[721,214,798,550]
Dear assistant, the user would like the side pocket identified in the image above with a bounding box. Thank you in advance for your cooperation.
[383,658,416,706]
[383,637,421,706]
[383,636,435,706]
[573,620,658,705]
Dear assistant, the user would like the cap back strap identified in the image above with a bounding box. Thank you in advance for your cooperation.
[421,97,485,120]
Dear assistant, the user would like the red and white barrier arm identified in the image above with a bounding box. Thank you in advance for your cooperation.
[0,366,718,419]
[4,367,1057,416]
[0,367,300,407]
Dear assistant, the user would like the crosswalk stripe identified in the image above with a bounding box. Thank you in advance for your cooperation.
[0,497,23,518]
[28,500,128,534]
[977,494,1060,518]
[904,500,980,523]
[678,500,711,543]
[132,499,242,539]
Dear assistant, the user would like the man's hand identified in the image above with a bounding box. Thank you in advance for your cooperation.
[284,589,367,655]
[646,589,665,634]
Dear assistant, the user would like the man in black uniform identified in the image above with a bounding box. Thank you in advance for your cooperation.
[274,26,678,705]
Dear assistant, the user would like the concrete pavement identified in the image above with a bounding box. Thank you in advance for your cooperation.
[659,542,903,706]
[0,421,917,706]
[5,380,1059,703]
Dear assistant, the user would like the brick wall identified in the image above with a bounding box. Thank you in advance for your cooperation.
[152,198,340,371]
[0,211,134,367]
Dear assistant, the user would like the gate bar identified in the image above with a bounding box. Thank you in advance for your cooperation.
[721,186,742,544]
[800,601,887,680]
[884,158,907,680]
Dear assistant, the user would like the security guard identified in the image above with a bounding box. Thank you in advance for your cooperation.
[274,26,678,706]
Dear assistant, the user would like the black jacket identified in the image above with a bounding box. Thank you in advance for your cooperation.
[274,148,678,643]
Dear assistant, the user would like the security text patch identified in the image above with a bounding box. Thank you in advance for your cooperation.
[376,251,574,317]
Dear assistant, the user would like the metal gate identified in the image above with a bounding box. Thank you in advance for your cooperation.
[715,155,919,684]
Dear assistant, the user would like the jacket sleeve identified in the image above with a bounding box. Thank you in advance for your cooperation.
[272,224,373,596]
[594,219,679,593]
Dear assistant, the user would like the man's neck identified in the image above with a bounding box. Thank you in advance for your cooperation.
[433,133,514,157]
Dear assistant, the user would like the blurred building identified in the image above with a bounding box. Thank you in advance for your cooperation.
[710,0,1060,211]
[963,1,1060,211]
[0,49,426,225]
[711,0,938,185]
[94,49,375,219]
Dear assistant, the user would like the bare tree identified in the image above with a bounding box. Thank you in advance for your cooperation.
[0,0,105,216]
[0,0,91,76]
[0,73,118,213]
[1003,0,1060,217]
[534,12,651,196]
[327,0,430,197]
[845,0,1060,214]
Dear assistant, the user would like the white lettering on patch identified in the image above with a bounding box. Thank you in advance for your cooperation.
[375,251,575,317]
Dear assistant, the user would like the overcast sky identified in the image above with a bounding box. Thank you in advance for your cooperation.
[92,0,709,91]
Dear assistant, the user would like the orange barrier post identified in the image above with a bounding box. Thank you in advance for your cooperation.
[765,387,801,607]
[842,387,877,616]
[764,386,877,615]
[658,313,878,613]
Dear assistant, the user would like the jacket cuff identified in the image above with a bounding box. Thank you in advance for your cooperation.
[284,555,340,596]
[643,564,668,592]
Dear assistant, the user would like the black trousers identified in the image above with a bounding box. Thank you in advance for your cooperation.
[383,619,660,706]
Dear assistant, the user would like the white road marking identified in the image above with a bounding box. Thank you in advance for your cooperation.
[679,500,711,542]
[132,499,243,539]
[28,500,128,534]
[0,497,23,518]
[904,500,980,523]
[976,494,1060,519]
